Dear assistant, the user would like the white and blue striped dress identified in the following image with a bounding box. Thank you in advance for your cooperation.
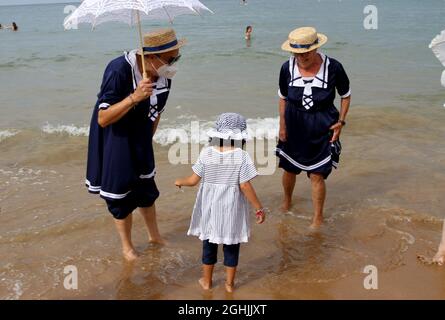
[187,146,258,245]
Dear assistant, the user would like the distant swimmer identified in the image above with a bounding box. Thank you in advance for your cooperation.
[0,24,3,30]
[245,25,252,40]
[241,0,247,5]
[5,22,18,31]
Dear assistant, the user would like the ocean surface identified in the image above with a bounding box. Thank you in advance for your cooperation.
[1,0,445,299]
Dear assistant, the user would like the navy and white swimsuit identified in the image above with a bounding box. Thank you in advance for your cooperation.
[86,50,171,200]
[275,52,350,178]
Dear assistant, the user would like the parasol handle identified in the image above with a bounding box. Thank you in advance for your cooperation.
[136,10,148,79]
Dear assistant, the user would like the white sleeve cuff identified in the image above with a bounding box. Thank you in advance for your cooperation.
[278,89,287,100]
[340,89,351,98]
[98,103,110,109]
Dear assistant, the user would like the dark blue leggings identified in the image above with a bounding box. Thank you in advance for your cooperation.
[202,240,240,267]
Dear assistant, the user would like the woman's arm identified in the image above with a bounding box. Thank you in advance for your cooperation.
[98,78,154,128]
[175,173,201,187]
[152,115,161,135]
[278,98,287,141]
[330,95,351,142]
[339,95,351,123]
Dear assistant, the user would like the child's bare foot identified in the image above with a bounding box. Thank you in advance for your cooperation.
[280,198,292,212]
[225,282,235,293]
[123,248,140,262]
[198,278,212,290]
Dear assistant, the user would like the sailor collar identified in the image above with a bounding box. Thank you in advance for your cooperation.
[288,52,330,89]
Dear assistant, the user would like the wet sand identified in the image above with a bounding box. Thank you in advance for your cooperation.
[1,105,445,299]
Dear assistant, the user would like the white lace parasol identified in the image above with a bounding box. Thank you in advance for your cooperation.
[429,29,445,88]
[63,0,213,78]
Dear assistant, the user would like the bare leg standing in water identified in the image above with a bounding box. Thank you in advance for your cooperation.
[139,205,165,245]
[114,205,164,262]
[280,171,326,228]
[225,266,236,293]
[114,214,140,262]
[310,173,326,228]
[281,171,296,212]
[199,264,214,290]
[433,220,445,265]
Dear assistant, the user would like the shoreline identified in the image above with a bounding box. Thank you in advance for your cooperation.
[1,105,445,299]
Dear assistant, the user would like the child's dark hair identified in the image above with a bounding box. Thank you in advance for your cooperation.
[246,25,252,33]
[209,137,246,149]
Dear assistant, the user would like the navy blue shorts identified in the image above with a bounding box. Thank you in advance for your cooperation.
[104,178,159,220]
[202,240,240,267]
[277,140,341,180]
[278,159,333,179]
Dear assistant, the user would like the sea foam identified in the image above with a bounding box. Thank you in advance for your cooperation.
[0,130,19,142]
[153,117,279,146]
[41,123,89,136]
[38,117,279,145]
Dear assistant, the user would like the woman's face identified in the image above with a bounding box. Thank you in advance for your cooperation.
[146,49,180,74]
[294,49,318,68]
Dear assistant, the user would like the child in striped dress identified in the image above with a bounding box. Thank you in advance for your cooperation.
[175,113,266,293]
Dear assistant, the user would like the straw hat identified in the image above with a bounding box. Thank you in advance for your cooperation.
[281,27,327,54]
[137,28,186,55]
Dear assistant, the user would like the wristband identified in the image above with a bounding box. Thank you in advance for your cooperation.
[255,208,265,217]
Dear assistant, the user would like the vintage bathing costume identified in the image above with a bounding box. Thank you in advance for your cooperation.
[276,52,350,179]
[86,50,171,219]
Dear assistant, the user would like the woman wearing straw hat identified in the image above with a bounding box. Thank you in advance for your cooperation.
[86,28,185,261]
[276,27,351,228]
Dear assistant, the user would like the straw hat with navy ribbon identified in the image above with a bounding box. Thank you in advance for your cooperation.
[281,27,327,54]
[137,28,186,55]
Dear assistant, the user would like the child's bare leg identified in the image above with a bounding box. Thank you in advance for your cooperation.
[281,170,296,211]
[199,264,214,290]
[433,220,445,265]
[224,267,237,293]
[223,243,240,293]
[310,173,325,228]
[114,214,139,261]
[139,205,165,245]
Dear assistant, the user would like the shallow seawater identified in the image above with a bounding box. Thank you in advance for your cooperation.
[1,105,445,299]
[1,0,445,299]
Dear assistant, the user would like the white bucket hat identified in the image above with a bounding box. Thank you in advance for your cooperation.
[207,113,249,140]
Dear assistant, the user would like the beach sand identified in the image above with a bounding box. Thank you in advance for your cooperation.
[1,105,445,299]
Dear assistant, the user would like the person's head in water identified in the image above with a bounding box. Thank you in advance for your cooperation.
[0,24,3,30]
[12,22,18,31]
[245,26,252,40]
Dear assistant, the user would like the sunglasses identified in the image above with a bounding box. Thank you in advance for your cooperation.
[157,54,181,66]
